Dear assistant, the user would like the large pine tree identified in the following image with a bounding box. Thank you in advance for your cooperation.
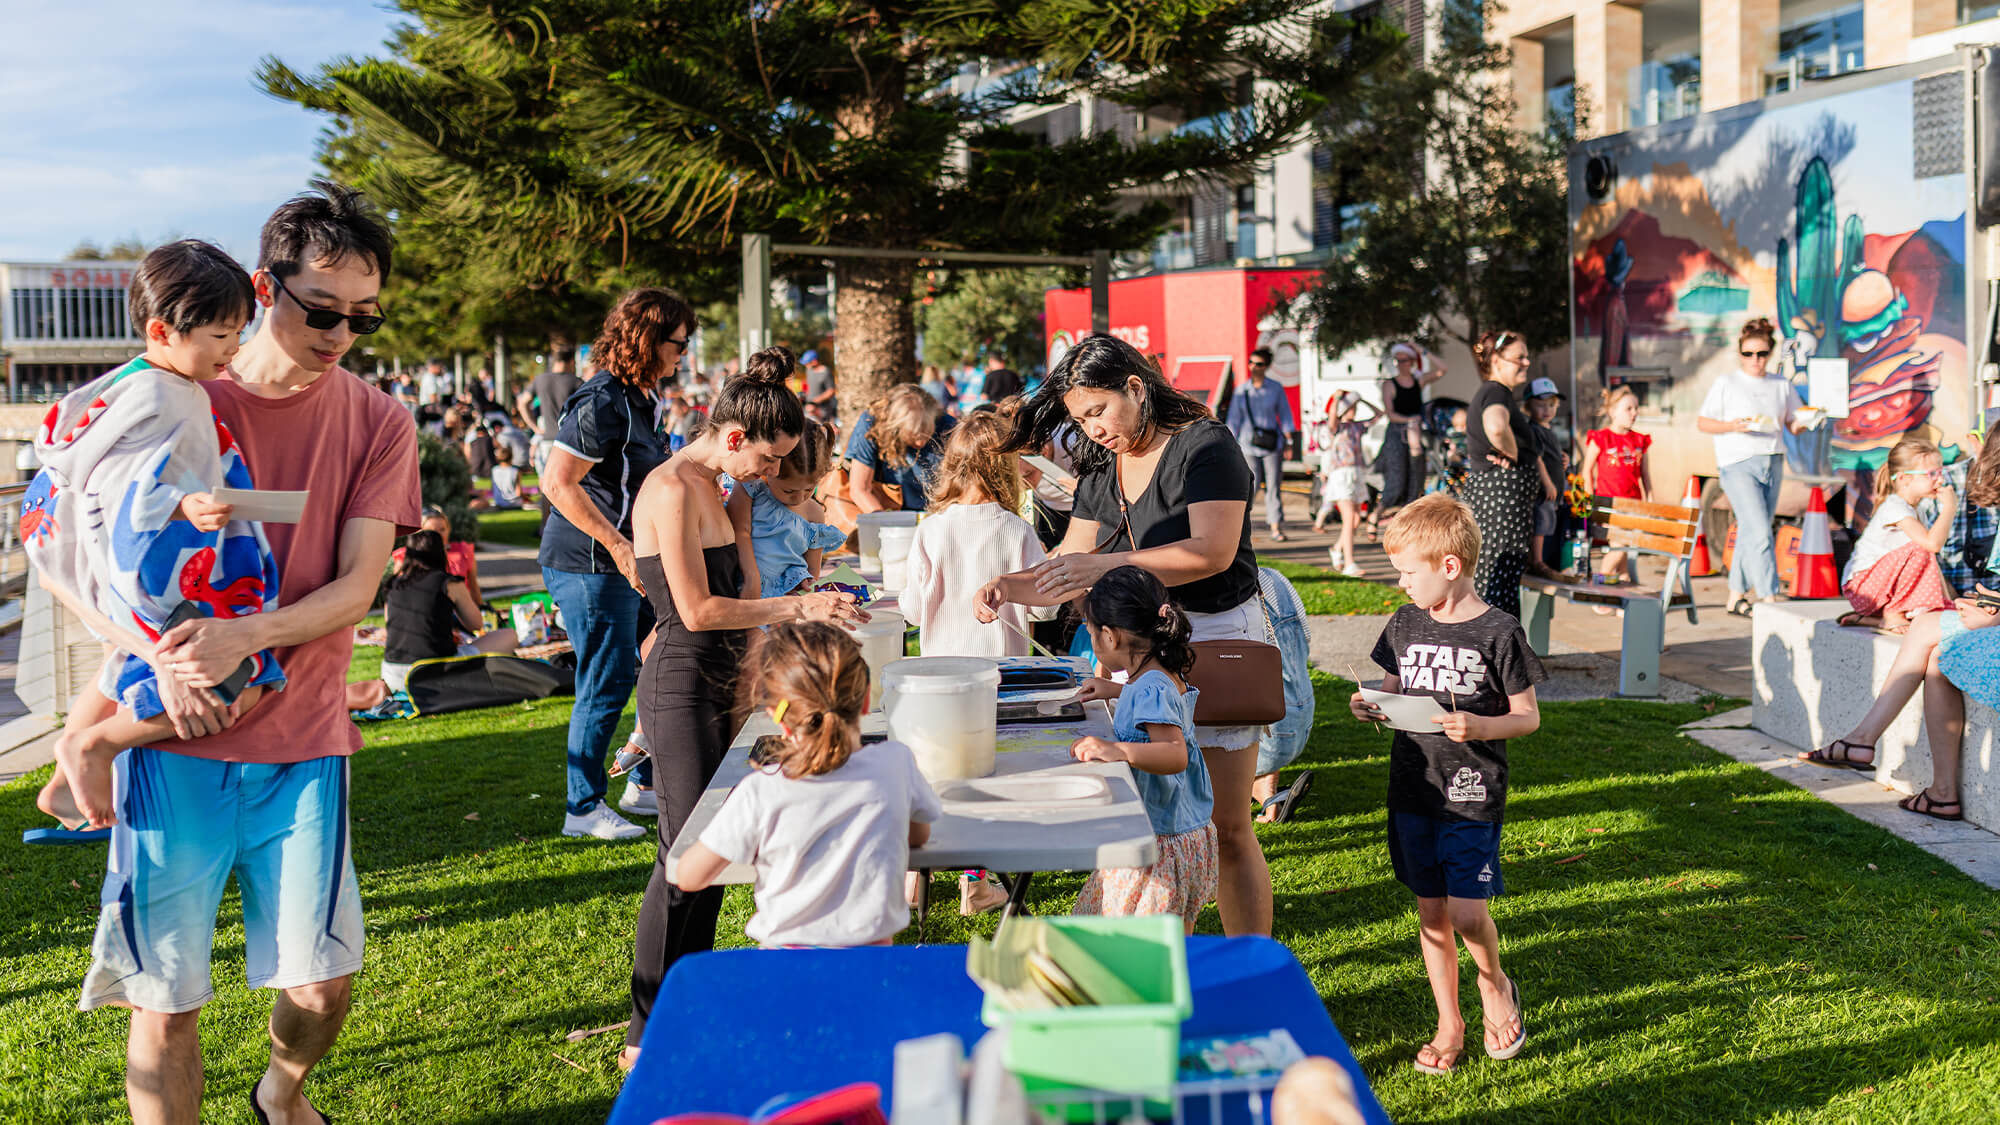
[262,0,1398,407]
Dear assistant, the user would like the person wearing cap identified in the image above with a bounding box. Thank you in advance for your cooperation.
[1373,342,1448,534]
[1523,378,1569,581]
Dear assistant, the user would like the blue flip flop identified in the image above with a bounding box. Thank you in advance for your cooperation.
[22,826,112,845]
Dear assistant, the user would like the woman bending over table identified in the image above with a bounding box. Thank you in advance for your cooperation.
[621,346,863,1069]
[977,332,1274,937]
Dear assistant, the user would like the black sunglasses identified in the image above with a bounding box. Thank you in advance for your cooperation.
[269,273,385,335]
[1741,349,1771,358]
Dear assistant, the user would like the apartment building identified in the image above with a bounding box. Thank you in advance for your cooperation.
[0,260,143,407]
[1502,0,2000,136]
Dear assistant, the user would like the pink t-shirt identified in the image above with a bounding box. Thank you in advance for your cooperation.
[175,367,421,764]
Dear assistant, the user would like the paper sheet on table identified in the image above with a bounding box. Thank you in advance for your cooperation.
[212,488,308,524]
[1021,454,1077,495]
[1360,687,1451,733]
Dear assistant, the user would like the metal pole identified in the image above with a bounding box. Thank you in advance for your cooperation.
[742,233,773,365]
[1090,250,1111,336]
[493,334,508,408]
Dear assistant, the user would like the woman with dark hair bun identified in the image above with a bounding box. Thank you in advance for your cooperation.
[540,286,696,841]
[621,344,865,1069]
[980,332,1273,937]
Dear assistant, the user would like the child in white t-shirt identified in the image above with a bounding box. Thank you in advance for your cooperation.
[1840,437,1956,633]
[488,444,523,509]
[674,622,942,947]
[903,407,1055,657]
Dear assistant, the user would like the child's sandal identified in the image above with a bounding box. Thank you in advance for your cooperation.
[1412,1041,1463,1075]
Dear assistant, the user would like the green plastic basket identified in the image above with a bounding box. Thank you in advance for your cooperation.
[978,915,1191,1102]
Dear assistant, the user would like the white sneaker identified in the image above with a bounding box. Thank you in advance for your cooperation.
[562,804,646,840]
[618,780,658,817]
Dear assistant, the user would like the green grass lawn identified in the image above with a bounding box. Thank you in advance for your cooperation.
[474,507,543,549]
[3,673,1997,1123]
[1269,558,1408,616]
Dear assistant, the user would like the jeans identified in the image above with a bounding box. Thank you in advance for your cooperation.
[1240,441,1286,530]
[543,566,652,813]
[1718,454,1785,599]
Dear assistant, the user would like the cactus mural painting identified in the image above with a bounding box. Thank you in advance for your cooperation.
[1569,73,1970,501]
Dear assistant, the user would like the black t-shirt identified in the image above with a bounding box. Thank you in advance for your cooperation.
[384,570,462,664]
[538,374,668,574]
[529,368,582,433]
[1073,418,1259,614]
[1530,421,1563,493]
[1369,604,1546,822]
[1466,381,1533,475]
[464,430,496,477]
[982,367,1025,402]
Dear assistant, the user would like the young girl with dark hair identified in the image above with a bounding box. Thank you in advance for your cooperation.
[673,623,942,945]
[379,530,518,693]
[1069,565,1217,933]
[622,345,864,1069]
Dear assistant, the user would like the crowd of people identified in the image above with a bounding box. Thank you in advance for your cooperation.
[17,169,1992,1123]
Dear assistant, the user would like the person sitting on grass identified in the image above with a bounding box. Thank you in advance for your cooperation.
[1349,493,1543,1076]
[1839,437,1957,634]
[378,530,518,694]
[30,239,289,831]
[486,442,523,510]
[674,622,942,946]
[1068,565,1219,934]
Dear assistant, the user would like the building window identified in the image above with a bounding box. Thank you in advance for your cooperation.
[1962,0,2000,24]
[1767,3,1864,93]
[7,284,138,342]
[1629,57,1701,127]
[1232,183,1258,260]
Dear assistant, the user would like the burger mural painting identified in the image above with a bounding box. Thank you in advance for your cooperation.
[1570,68,1972,522]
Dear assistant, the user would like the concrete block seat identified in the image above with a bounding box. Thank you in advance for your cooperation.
[1753,601,1999,833]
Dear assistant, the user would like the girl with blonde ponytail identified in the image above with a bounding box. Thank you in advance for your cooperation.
[672,623,944,947]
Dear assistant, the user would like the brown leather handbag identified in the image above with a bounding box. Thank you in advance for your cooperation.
[1105,463,1284,725]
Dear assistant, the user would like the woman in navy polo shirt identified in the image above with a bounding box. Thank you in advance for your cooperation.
[539,287,689,841]
[845,383,955,512]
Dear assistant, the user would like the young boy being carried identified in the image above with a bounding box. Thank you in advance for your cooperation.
[1350,493,1545,1076]
[28,240,287,831]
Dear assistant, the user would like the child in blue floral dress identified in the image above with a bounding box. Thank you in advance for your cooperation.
[729,421,846,597]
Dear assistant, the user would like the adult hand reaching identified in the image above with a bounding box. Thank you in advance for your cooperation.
[1032,552,1114,598]
[974,579,1006,624]
[158,615,259,688]
[796,590,866,626]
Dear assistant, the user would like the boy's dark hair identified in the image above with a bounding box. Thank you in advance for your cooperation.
[128,240,255,336]
[1251,346,1274,363]
[258,179,393,282]
[1083,565,1196,678]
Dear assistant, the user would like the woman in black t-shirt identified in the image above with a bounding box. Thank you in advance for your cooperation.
[1374,342,1447,529]
[1461,330,1540,619]
[977,333,1273,938]
[380,531,517,693]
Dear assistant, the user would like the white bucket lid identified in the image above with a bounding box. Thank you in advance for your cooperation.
[858,510,921,527]
[883,656,1001,692]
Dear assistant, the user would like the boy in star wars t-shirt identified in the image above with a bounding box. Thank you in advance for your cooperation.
[1350,493,1545,1075]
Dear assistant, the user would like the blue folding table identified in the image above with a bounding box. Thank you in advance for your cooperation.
[607,935,1390,1125]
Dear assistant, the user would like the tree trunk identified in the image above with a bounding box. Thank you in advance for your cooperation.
[832,256,917,415]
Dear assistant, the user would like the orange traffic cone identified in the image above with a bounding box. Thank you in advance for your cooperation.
[1682,476,1714,577]
[1790,486,1840,598]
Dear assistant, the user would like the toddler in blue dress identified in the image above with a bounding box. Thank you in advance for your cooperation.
[730,421,845,597]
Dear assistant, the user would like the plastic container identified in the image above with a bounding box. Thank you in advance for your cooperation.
[979,915,1192,1102]
[878,523,918,595]
[882,656,1000,780]
[857,510,921,572]
[848,610,907,711]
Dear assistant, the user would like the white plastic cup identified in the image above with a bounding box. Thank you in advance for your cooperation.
[883,656,1002,781]
[847,610,907,711]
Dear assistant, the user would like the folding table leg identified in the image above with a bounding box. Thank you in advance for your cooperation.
[1618,599,1665,697]
[995,872,1035,923]
[914,868,931,933]
[1520,585,1553,655]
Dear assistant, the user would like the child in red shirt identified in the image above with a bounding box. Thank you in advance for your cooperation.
[1582,386,1652,583]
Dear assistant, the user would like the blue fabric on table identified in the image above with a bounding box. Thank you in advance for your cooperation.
[605,935,1391,1125]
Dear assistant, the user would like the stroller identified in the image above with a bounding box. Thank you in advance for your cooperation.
[1420,396,1469,497]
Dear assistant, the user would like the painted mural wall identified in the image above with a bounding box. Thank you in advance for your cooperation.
[1570,74,1972,512]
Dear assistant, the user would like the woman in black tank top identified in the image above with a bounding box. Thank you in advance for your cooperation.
[1374,342,1446,527]
[620,345,863,1068]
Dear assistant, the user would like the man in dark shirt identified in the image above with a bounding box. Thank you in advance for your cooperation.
[980,352,1025,403]
[517,349,582,476]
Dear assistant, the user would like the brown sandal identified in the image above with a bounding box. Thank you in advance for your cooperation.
[1899,790,1964,821]
[1799,739,1878,772]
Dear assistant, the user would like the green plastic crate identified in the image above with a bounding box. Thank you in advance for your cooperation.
[978,915,1192,1101]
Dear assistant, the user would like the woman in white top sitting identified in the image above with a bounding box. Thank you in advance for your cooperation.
[1697,317,1818,617]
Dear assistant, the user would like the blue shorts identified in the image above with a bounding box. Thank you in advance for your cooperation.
[1387,811,1505,899]
[80,747,364,1013]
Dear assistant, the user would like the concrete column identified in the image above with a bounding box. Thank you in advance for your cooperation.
[1867,0,1957,65]
[1512,35,1548,134]
[1576,2,1643,137]
[1702,0,1778,112]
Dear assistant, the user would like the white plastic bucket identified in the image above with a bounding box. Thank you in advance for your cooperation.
[878,524,918,595]
[857,510,920,572]
[847,610,906,711]
[883,656,1001,781]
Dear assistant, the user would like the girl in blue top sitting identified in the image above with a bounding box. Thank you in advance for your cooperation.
[1071,565,1218,933]
[729,421,847,598]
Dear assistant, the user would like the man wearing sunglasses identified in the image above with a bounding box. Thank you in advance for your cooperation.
[47,181,420,1125]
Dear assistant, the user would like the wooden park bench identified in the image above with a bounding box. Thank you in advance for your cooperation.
[1519,496,1699,697]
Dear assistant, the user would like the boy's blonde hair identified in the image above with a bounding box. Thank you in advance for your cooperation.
[1873,436,1942,500]
[928,407,1022,512]
[1381,493,1482,571]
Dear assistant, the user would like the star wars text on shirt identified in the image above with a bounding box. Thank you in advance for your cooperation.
[1393,642,1488,697]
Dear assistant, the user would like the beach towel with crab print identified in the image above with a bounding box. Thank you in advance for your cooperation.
[20,356,286,718]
